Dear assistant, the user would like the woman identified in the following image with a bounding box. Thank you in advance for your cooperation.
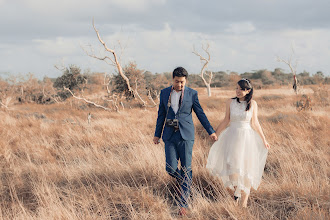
[206,78,270,207]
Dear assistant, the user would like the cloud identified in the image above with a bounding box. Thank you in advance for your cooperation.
[0,0,329,77]
[225,22,256,34]
[110,0,167,11]
[21,0,166,15]
[2,27,330,78]
[33,37,81,56]
[21,0,103,14]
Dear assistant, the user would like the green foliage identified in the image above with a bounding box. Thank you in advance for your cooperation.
[211,71,229,87]
[112,62,145,99]
[54,65,87,100]
[143,71,160,95]
[315,71,324,78]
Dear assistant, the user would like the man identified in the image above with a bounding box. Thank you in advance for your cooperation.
[153,67,217,215]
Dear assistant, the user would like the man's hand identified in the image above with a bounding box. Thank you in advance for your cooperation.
[209,133,218,141]
[153,136,160,144]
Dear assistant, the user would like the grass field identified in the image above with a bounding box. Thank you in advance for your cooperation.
[0,85,329,219]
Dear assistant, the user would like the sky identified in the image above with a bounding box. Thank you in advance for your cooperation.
[0,0,330,79]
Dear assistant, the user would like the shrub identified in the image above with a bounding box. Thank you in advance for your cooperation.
[54,65,87,100]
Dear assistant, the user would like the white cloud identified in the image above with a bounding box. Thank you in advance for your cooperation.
[20,0,166,15]
[0,1,329,77]
[4,26,329,77]
[22,0,100,10]
[33,37,79,56]
[110,0,166,11]
[225,22,256,34]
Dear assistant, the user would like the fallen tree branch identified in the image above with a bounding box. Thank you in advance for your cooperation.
[64,87,112,111]
[0,97,11,109]
[0,101,8,109]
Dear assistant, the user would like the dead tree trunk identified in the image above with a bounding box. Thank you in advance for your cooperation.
[93,19,133,93]
[84,19,150,107]
[277,47,299,94]
[193,44,213,97]
[83,19,133,94]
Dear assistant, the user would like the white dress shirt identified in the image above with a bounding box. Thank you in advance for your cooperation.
[171,90,182,114]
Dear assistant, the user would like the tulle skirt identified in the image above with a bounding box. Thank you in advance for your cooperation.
[206,122,268,194]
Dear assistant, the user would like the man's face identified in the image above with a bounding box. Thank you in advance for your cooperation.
[172,76,186,91]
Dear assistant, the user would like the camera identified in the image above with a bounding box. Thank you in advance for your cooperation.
[166,119,179,129]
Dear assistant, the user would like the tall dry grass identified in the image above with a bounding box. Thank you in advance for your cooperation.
[0,85,329,219]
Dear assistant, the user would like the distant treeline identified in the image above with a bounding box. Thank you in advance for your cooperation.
[0,63,328,107]
[52,66,329,93]
[185,69,329,89]
[45,65,329,89]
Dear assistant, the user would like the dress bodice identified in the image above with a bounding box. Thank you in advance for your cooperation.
[230,99,253,123]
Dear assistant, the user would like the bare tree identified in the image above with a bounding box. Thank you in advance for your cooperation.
[277,46,299,94]
[193,43,213,97]
[277,47,314,111]
[84,19,152,107]
[84,19,133,94]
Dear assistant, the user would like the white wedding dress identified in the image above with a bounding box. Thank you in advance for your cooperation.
[206,99,268,196]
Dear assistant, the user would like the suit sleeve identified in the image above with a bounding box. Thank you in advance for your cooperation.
[154,90,166,138]
[192,91,215,135]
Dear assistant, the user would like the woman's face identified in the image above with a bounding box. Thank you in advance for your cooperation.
[236,84,250,99]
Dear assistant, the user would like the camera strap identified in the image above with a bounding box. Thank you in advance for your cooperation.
[160,87,173,139]
[160,86,184,139]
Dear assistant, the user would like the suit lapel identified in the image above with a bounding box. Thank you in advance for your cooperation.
[178,86,188,112]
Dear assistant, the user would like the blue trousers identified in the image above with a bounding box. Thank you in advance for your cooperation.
[164,131,194,208]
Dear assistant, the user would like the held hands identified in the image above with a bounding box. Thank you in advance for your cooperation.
[154,134,218,143]
[209,133,218,142]
[153,136,160,144]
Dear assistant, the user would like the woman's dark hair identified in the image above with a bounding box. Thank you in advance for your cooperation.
[173,67,188,78]
[234,78,253,111]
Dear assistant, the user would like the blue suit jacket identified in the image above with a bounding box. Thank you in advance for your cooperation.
[154,86,215,141]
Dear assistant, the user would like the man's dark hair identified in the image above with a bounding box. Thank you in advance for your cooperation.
[173,67,188,78]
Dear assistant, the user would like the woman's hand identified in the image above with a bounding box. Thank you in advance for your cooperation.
[263,140,271,149]
[209,133,218,141]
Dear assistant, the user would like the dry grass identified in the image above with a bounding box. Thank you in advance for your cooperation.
[0,85,329,219]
